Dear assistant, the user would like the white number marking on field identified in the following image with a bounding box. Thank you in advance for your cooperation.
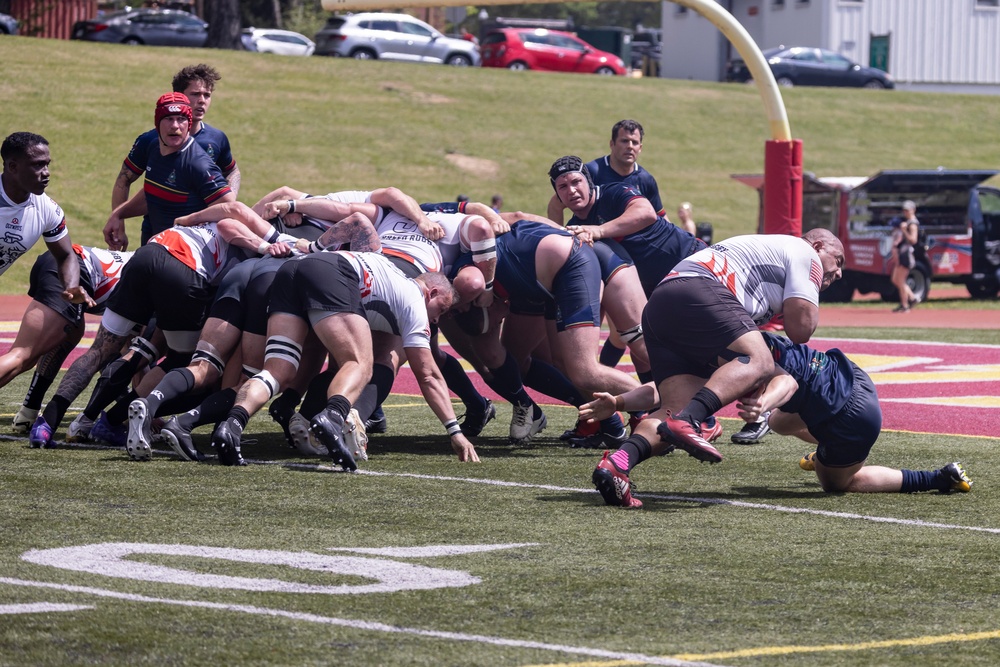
[21,542,539,594]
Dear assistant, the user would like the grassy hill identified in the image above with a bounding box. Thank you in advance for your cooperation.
[3,35,1000,293]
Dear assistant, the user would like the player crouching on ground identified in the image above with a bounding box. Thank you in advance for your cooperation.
[580,331,972,507]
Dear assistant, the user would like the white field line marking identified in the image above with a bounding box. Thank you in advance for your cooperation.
[3,435,998,535]
[0,602,93,615]
[350,469,1000,534]
[811,337,1000,350]
[0,577,730,667]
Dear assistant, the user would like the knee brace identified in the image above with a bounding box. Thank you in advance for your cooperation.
[101,354,144,386]
[617,323,644,344]
[128,336,160,365]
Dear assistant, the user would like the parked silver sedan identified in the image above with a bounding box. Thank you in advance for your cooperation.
[314,12,479,66]
[71,8,207,47]
[242,28,315,56]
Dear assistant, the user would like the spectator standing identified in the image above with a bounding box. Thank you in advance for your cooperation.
[891,200,920,312]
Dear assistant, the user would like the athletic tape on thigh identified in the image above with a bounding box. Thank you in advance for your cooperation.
[192,340,226,376]
[470,237,497,262]
[617,323,644,344]
[264,335,302,370]
[128,336,160,363]
[249,370,279,400]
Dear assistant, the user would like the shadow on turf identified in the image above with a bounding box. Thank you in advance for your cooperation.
[349,434,570,459]
[552,483,833,511]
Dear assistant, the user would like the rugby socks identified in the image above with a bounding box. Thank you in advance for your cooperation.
[900,468,953,493]
[524,358,583,406]
[42,395,72,430]
[267,388,302,425]
[299,369,335,419]
[609,434,653,474]
[678,387,723,427]
[601,412,627,437]
[22,370,55,411]
[637,369,653,385]
[106,391,137,426]
[485,352,534,409]
[226,405,252,431]
[177,388,237,430]
[145,368,196,417]
[157,389,211,419]
[439,352,488,414]
[83,354,147,421]
[325,394,352,422]
[22,341,73,410]
[352,383,380,425]
[352,363,396,423]
[599,339,626,368]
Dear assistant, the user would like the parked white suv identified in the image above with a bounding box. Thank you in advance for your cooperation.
[314,12,480,66]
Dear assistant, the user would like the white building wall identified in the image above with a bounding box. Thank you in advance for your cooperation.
[659,0,1000,85]
[828,0,1000,84]
[754,0,826,51]
[659,4,725,80]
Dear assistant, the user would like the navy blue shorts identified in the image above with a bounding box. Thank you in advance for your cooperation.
[551,240,602,331]
[643,276,758,383]
[508,239,601,331]
[812,365,882,467]
[594,239,633,285]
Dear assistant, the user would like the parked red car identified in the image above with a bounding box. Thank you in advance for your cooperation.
[480,28,626,75]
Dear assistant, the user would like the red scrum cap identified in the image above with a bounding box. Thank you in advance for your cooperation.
[154,92,193,127]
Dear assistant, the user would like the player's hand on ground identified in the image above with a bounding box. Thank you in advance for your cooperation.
[579,392,617,423]
[450,433,480,462]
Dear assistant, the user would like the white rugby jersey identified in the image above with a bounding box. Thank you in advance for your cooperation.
[339,250,431,349]
[73,244,134,305]
[0,180,68,276]
[149,223,239,285]
[424,211,473,275]
[376,209,444,274]
[664,234,822,325]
